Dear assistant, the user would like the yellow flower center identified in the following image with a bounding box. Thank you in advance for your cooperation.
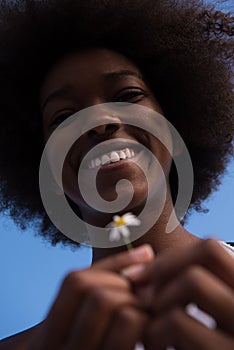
[114,217,126,227]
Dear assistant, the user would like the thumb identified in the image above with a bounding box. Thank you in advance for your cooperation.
[93,244,154,273]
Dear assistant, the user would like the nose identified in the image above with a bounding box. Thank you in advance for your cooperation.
[87,123,119,138]
[80,108,122,138]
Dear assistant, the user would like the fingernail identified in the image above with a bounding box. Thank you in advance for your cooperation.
[121,263,147,281]
[129,244,154,262]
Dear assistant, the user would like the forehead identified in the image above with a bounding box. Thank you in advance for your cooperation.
[40,48,141,100]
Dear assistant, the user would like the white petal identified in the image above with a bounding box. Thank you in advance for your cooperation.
[128,217,141,226]
[123,213,134,220]
[109,228,121,241]
[123,213,141,226]
[113,215,120,222]
[106,222,114,228]
[120,225,130,237]
[122,214,133,223]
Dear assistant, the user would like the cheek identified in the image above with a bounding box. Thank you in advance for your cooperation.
[67,142,82,174]
[150,138,173,179]
[62,140,85,196]
[61,160,86,208]
[43,128,84,203]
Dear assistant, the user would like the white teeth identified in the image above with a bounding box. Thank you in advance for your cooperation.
[91,159,95,168]
[119,150,126,159]
[95,158,101,167]
[88,147,137,169]
[125,148,131,158]
[110,151,120,162]
[101,154,110,165]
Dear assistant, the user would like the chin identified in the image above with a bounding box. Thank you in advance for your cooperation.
[97,181,148,211]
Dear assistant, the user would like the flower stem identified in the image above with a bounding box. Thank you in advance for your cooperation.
[123,236,133,251]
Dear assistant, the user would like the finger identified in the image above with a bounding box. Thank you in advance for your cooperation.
[149,265,234,335]
[101,307,148,350]
[64,288,140,350]
[144,307,234,350]
[126,239,234,289]
[42,269,131,348]
[93,244,154,272]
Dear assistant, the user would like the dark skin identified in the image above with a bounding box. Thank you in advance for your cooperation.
[1,48,234,350]
[41,48,199,255]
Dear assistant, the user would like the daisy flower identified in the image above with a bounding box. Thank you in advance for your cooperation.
[107,213,141,250]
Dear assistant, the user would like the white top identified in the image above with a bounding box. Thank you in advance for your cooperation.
[134,242,234,350]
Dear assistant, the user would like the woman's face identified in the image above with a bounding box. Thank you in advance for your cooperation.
[40,48,172,222]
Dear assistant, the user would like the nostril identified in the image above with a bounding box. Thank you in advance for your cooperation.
[87,129,97,136]
[87,123,119,137]
[106,123,118,133]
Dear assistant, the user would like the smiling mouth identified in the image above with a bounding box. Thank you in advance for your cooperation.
[79,139,144,170]
[88,147,136,169]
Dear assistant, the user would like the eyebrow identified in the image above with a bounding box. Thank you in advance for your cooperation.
[102,69,144,81]
[41,85,73,113]
[41,69,144,113]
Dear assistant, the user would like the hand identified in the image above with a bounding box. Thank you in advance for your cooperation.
[125,239,234,350]
[26,244,153,350]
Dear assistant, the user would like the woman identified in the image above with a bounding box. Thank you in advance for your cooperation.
[0,0,233,349]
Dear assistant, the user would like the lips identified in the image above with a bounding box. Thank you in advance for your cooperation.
[88,148,136,169]
[79,139,143,170]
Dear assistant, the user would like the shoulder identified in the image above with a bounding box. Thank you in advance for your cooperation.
[0,322,43,350]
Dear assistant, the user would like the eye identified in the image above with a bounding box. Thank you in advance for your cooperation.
[50,111,73,128]
[114,88,149,103]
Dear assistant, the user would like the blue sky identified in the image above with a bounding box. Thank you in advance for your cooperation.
[1,0,234,341]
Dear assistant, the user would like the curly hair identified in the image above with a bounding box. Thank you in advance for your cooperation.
[0,0,233,247]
